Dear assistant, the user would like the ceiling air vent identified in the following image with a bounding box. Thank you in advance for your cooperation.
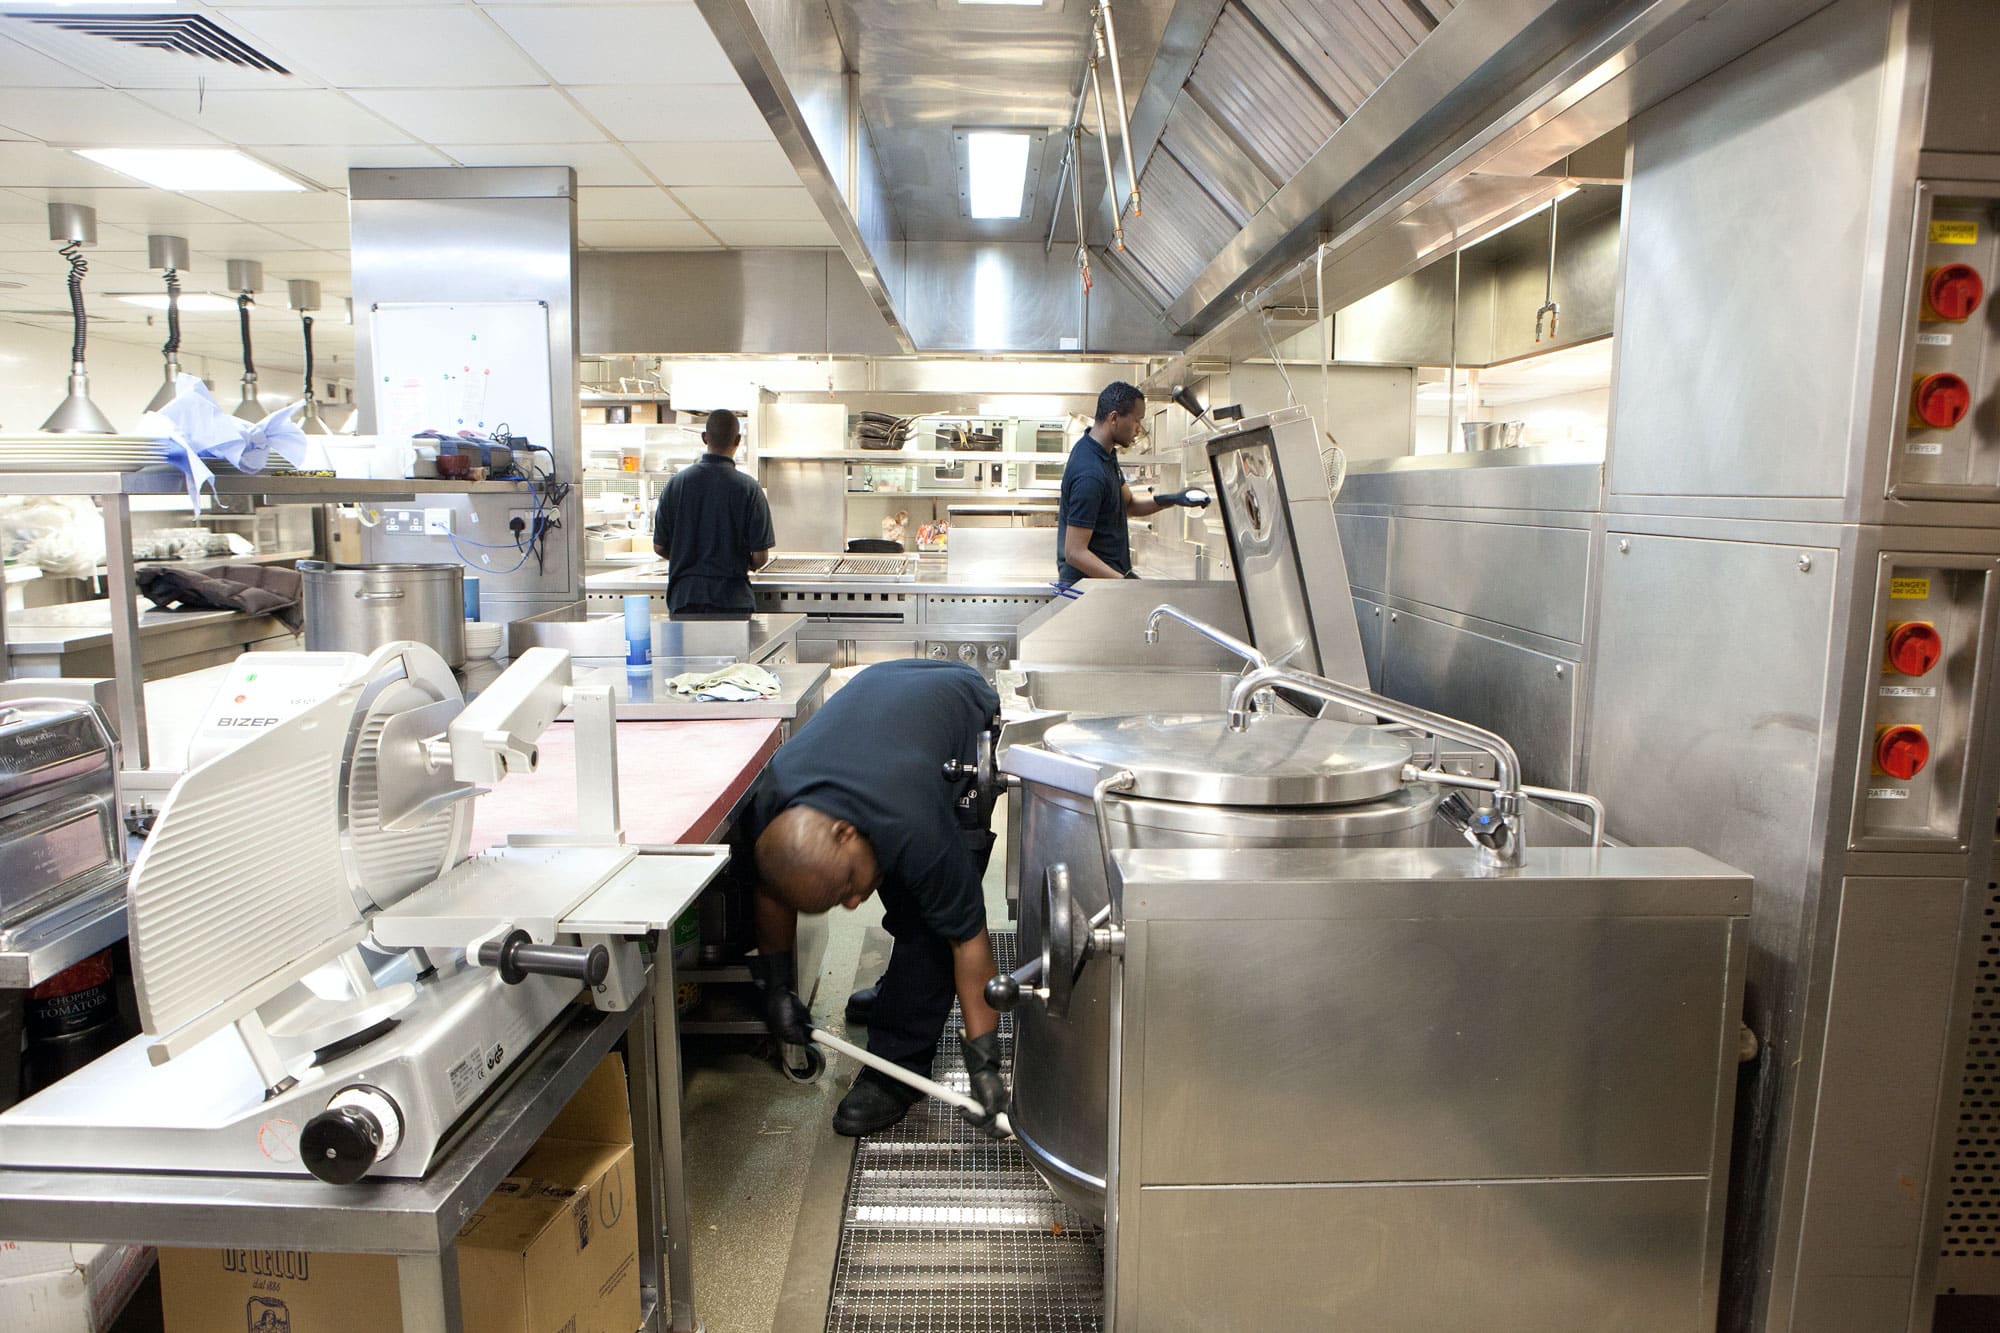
[4,13,289,73]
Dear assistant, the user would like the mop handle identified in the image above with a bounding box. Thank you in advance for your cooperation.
[810,1027,1013,1139]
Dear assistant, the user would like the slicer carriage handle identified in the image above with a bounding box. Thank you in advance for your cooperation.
[477,930,610,986]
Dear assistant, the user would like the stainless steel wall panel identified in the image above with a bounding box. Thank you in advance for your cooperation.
[899,241,1186,354]
[1156,94,1275,228]
[1386,515,1589,643]
[1121,154,1244,302]
[1123,1179,1714,1332]
[1354,597,1385,690]
[579,251,902,356]
[1185,4,1342,184]
[1336,511,1388,594]
[1607,3,1889,503]
[1138,913,1734,1183]
[1483,203,1622,364]
[1921,0,2000,157]
[1383,607,1578,786]
[1788,876,1968,1332]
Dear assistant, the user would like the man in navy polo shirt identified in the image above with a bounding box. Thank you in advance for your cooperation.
[652,408,775,618]
[738,659,1008,1138]
[1055,380,1210,585]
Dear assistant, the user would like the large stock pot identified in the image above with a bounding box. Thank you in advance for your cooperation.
[998,711,1439,1223]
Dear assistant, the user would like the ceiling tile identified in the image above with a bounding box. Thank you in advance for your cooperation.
[436,142,647,185]
[189,191,352,224]
[576,187,688,221]
[25,188,245,228]
[0,220,147,253]
[0,143,159,188]
[568,85,767,142]
[351,89,602,145]
[675,186,820,221]
[0,34,100,88]
[578,220,716,248]
[170,222,320,254]
[0,90,220,147]
[267,222,351,249]
[626,140,796,188]
[0,191,51,225]
[705,218,838,247]
[484,5,736,85]
[218,8,546,88]
[256,145,454,191]
[130,90,414,148]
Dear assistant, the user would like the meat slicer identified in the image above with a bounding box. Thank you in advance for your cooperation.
[0,640,722,1184]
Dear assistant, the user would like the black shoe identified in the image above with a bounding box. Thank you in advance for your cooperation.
[833,1071,917,1137]
[844,984,880,1025]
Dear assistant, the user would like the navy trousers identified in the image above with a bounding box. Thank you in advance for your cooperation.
[863,824,996,1080]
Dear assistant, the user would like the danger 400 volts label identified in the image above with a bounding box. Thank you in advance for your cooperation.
[1931,219,1981,245]
[1890,576,1932,600]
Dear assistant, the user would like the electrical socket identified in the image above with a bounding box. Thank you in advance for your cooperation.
[423,507,453,535]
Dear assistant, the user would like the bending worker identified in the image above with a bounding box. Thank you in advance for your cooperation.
[652,407,775,618]
[1057,380,1211,585]
[740,659,1008,1138]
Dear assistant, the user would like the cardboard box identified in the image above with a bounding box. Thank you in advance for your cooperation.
[161,1054,639,1333]
[0,1243,154,1333]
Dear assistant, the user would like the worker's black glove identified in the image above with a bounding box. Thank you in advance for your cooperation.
[1121,569,1140,580]
[1153,488,1212,509]
[960,1028,1009,1140]
[748,951,813,1047]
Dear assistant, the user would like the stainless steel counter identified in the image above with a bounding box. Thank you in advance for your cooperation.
[569,661,828,725]
[6,599,295,682]
[586,558,1056,597]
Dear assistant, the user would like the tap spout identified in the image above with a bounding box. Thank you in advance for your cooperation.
[1143,605,1267,669]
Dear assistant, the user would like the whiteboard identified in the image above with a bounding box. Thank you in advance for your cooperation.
[369,301,553,449]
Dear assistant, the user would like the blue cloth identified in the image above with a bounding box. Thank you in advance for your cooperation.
[735,660,999,945]
[652,452,776,615]
[1054,432,1129,584]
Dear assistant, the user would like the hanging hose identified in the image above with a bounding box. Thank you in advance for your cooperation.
[161,268,181,360]
[236,293,256,377]
[60,241,87,365]
[301,313,315,402]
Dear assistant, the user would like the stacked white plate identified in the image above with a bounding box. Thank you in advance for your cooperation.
[464,621,505,659]
[0,435,174,473]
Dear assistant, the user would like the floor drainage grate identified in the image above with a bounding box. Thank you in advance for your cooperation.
[824,931,1104,1332]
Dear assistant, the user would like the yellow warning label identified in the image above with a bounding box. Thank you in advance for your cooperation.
[1890,576,1932,600]
[1931,220,1979,245]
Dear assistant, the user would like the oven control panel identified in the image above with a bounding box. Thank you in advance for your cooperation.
[1851,555,1999,847]
[1890,187,2000,498]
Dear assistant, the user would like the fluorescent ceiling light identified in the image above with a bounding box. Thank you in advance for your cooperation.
[74,148,306,192]
[966,132,1032,220]
[115,292,244,313]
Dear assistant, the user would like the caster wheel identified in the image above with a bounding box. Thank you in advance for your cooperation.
[781,1043,825,1083]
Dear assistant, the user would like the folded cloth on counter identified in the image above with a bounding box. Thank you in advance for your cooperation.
[664,662,781,702]
[136,563,304,632]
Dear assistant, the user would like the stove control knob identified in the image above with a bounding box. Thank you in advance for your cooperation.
[1925,264,1985,322]
[1886,621,1943,676]
[958,643,979,663]
[1875,724,1931,781]
[927,643,948,659]
[1912,373,1973,430]
[301,1085,403,1185]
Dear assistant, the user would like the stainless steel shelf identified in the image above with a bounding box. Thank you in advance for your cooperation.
[760,449,1053,463]
[0,471,531,500]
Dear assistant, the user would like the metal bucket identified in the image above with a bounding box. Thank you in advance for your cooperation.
[298,561,466,667]
[1009,774,1440,1223]
[1459,420,1524,451]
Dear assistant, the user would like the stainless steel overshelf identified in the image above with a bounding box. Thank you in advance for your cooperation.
[0,1000,628,1255]
[0,878,127,989]
[507,608,803,663]
[587,562,1056,598]
[1344,442,1607,475]
[0,470,532,501]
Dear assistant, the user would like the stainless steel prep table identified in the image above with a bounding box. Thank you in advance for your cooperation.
[0,849,723,1333]
[570,660,829,727]
[6,599,295,680]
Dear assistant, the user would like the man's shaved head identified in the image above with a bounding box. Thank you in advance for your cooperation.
[756,806,879,914]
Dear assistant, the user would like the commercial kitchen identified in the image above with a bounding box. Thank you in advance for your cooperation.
[0,0,1991,1330]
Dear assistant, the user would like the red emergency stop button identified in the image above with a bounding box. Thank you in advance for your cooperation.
[1912,372,1973,430]
[1925,264,1986,322]
[1886,621,1943,676]
[1875,724,1930,780]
